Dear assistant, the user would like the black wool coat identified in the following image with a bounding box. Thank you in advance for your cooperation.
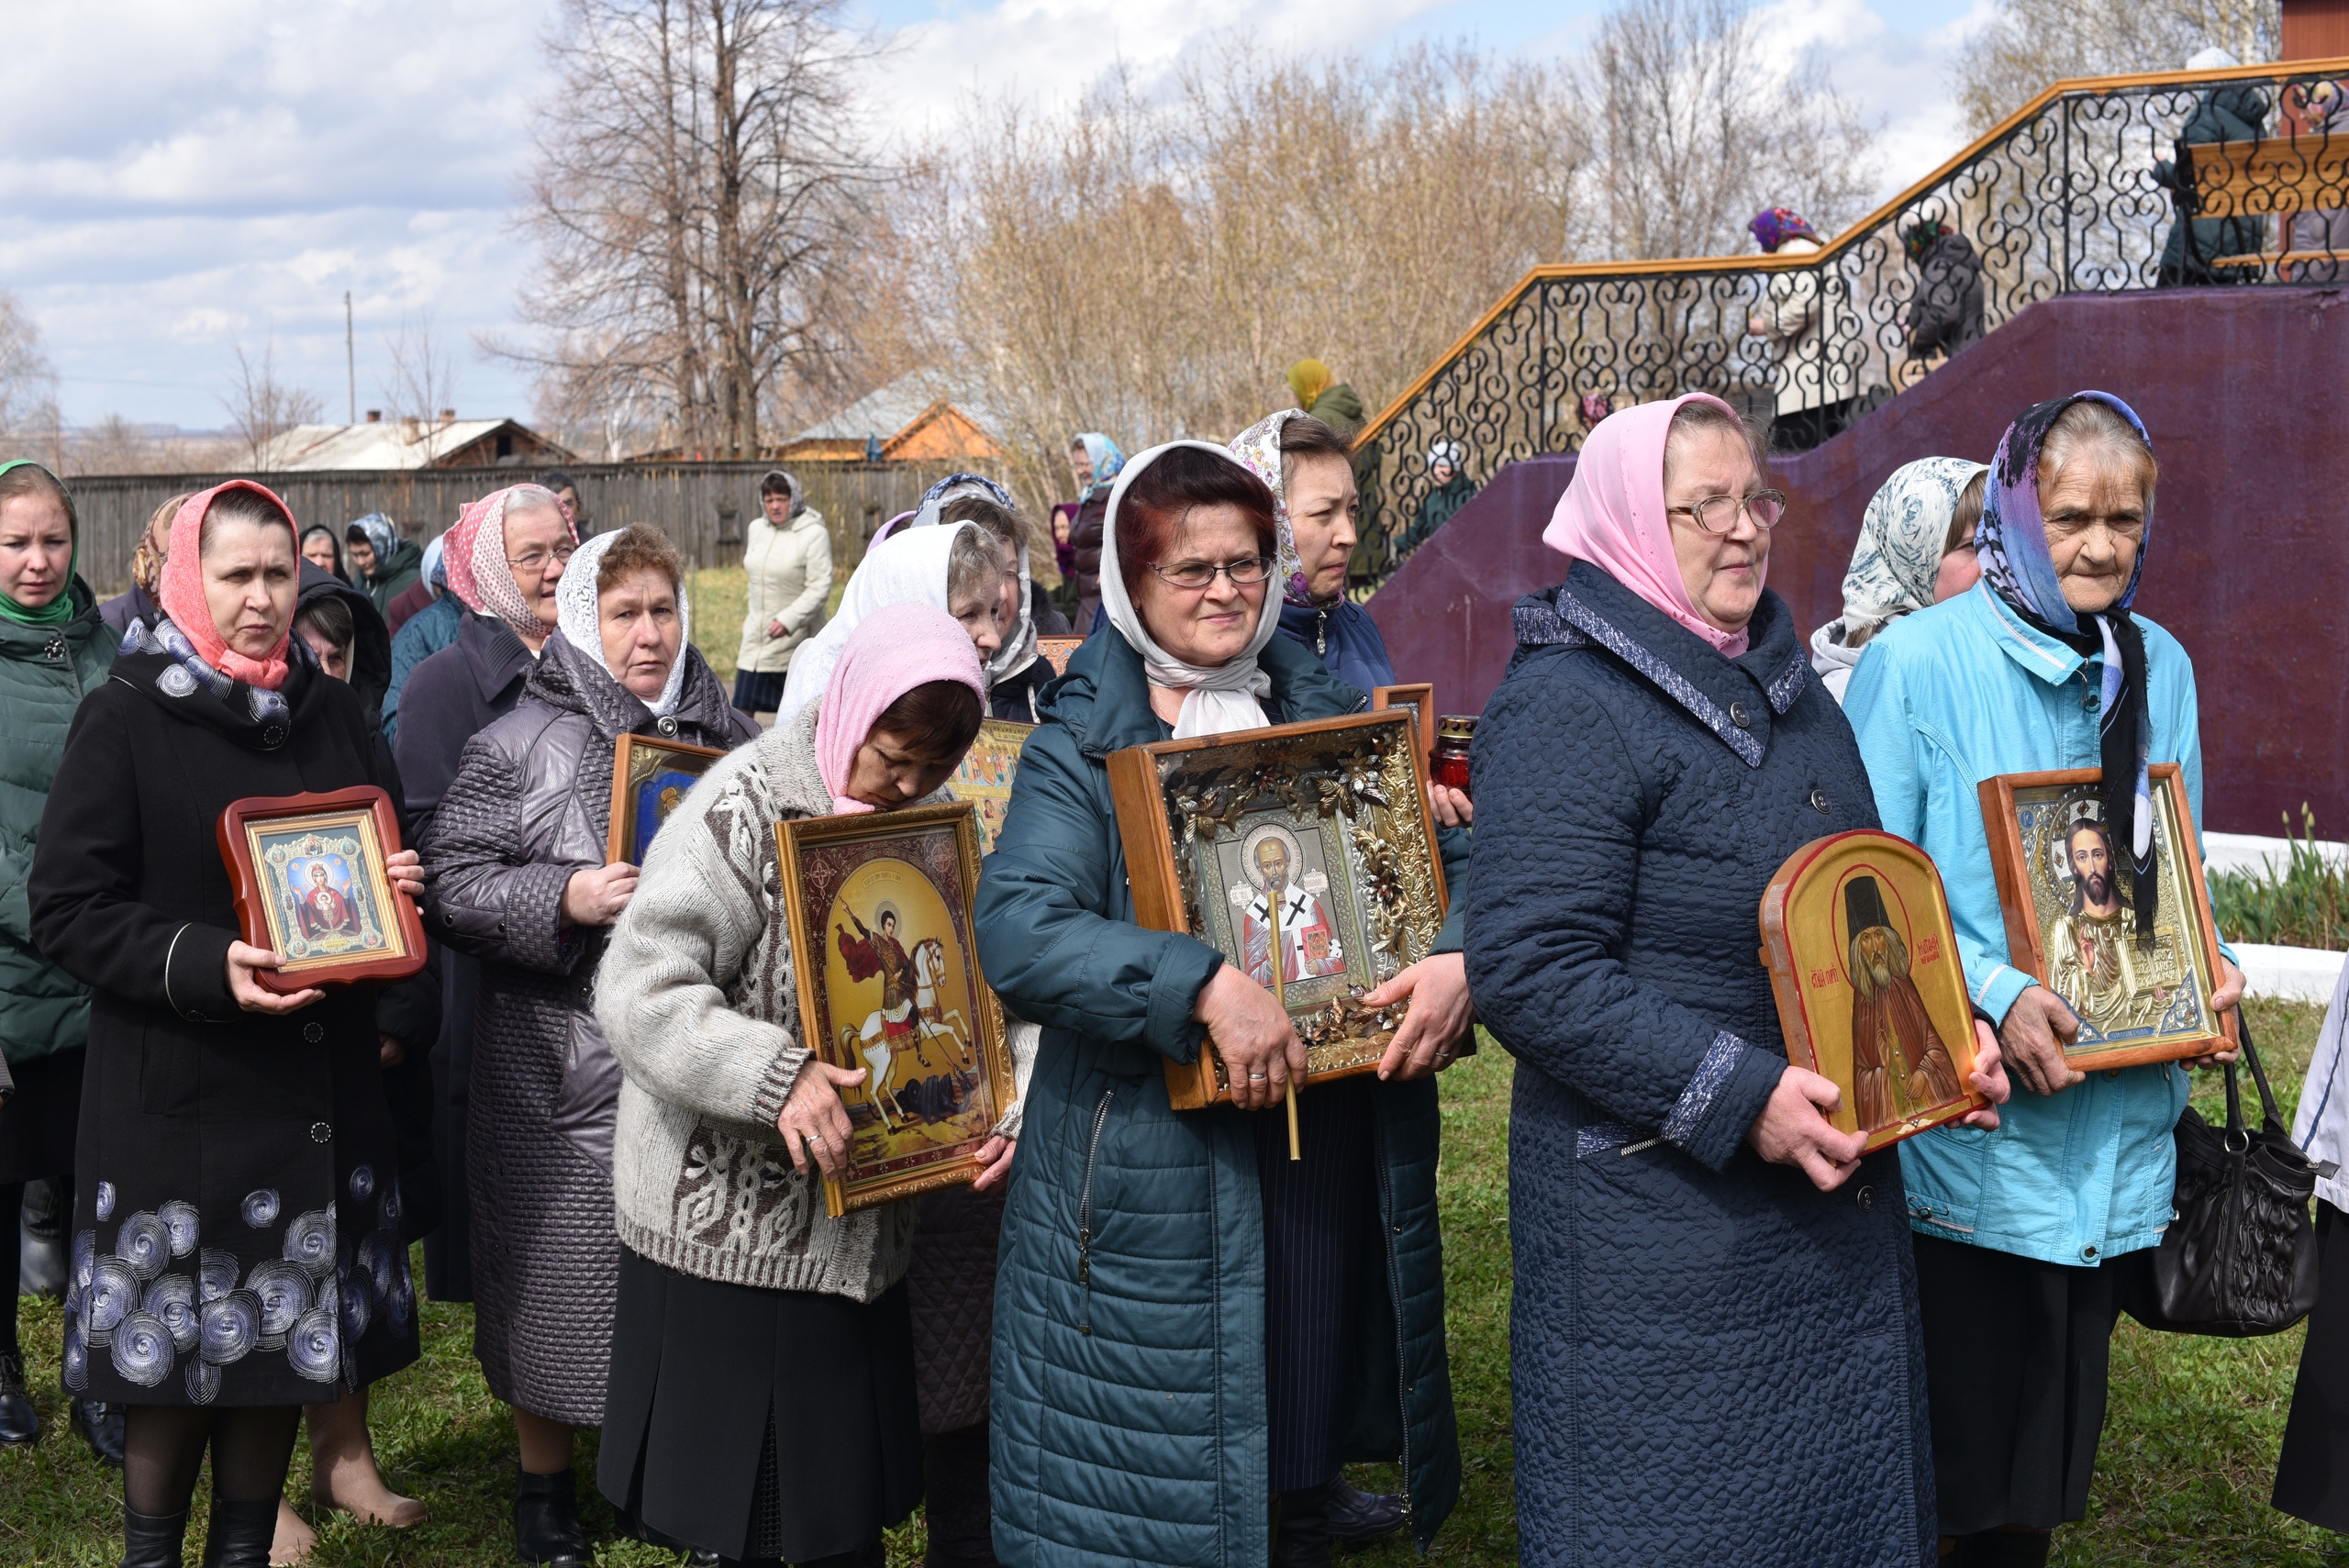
[29,643,419,1407]
[1464,562,1935,1568]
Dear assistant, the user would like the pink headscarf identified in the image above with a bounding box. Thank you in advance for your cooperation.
[1542,393,1759,658]
[157,480,299,690]
[814,603,986,815]
[441,484,573,642]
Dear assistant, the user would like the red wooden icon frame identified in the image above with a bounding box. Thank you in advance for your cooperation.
[217,785,428,994]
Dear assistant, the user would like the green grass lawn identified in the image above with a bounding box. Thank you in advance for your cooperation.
[687,565,846,689]
[2,1000,2336,1563]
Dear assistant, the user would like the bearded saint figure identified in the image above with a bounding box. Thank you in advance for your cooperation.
[1845,877,1962,1133]
[1241,833,1344,988]
[2045,816,2143,1029]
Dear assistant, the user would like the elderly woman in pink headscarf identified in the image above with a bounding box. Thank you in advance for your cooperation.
[1462,395,2006,1568]
[596,602,1025,1568]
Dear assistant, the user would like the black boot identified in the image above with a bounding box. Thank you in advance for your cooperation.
[1273,1484,1333,1568]
[1951,1530,2054,1568]
[514,1465,589,1565]
[121,1505,190,1568]
[74,1396,127,1466]
[0,1351,39,1447]
[198,1497,278,1568]
[1324,1477,1406,1548]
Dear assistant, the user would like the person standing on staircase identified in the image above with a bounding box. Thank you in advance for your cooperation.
[1745,208,1858,452]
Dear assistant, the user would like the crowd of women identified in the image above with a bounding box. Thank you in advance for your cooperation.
[0,372,2337,1568]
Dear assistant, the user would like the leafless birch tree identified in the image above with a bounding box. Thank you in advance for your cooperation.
[500,0,885,459]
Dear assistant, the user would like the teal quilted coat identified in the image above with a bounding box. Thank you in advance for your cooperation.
[975,629,1465,1566]
[0,578,117,1065]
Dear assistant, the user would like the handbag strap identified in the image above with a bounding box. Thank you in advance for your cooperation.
[2235,1012,2287,1132]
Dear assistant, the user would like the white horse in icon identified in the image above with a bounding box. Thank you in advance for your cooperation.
[911,939,974,1069]
[845,1017,916,1133]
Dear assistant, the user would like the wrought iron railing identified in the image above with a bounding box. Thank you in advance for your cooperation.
[1352,58,2349,586]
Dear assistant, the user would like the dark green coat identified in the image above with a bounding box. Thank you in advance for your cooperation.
[976,629,1465,1566]
[0,578,117,1065]
[365,539,423,617]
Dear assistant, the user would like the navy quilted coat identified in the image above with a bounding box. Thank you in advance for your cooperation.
[1466,563,1936,1568]
[975,628,1465,1567]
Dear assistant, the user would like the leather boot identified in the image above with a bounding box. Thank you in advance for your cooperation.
[1324,1478,1406,1547]
[121,1505,189,1568]
[75,1396,128,1466]
[513,1465,589,1565]
[1272,1484,1333,1568]
[1951,1531,2053,1568]
[198,1497,279,1568]
[0,1351,39,1447]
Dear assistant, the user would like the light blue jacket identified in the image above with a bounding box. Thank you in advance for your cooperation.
[1845,579,2226,1268]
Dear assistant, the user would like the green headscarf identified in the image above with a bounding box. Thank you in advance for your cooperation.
[0,460,78,628]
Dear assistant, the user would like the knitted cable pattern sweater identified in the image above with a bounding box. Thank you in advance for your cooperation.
[596,705,919,1298]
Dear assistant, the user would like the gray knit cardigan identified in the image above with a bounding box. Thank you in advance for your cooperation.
[596,705,953,1298]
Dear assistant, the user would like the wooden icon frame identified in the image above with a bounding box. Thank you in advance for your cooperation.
[1371,683,1435,762]
[1978,763,2234,1071]
[607,733,729,866]
[217,786,427,994]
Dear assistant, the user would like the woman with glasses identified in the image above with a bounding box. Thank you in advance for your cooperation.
[423,524,753,1564]
[1808,457,1988,704]
[1843,394,2239,1566]
[974,442,1473,1568]
[1466,395,2007,1568]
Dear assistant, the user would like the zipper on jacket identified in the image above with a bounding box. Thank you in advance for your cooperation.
[1076,1087,1115,1334]
[1374,1125,1416,1535]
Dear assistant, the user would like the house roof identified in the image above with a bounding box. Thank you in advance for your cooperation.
[783,374,1001,450]
[252,418,570,472]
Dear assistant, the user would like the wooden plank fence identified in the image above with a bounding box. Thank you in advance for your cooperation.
[61,460,983,595]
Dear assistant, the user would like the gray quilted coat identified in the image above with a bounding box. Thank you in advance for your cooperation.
[1466,563,1936,1568]
[420,629,753,1422]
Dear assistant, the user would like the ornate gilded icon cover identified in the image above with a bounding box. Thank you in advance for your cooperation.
[948,719,1035,856]
[1978,763,2232,1070]
[1108,711,1453,1110]
[1761,829,1985,1153]
[217,786,427,993]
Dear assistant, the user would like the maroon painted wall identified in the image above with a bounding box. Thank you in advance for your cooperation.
[1365,286,2349,835]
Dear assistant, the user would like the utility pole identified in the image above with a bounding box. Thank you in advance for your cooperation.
[344,292,356,426]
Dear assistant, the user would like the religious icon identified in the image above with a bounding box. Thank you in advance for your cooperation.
[1108,711,1454,1110]
[1760,829,1984,1152]
[1036,636,1082,676]
[1980,764,2232,1069]
[948,719,1034,856]
[217,787,427,993]
[607,734,729,866]
[777,801,1016,1216]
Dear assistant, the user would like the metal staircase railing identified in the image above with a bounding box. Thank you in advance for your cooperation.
[1350,57,2349,589]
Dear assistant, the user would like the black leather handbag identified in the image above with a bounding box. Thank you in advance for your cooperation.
[2131,1017,2328,1338]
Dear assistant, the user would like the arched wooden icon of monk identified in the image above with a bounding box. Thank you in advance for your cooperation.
[1845,876,1963,1131]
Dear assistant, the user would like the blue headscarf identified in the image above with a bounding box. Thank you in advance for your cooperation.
[1977,390,2159,938]
[1074,433,1126,504]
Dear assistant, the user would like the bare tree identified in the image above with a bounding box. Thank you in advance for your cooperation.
[1576,0,1878,261]
[1955,0,2280,136]
[497,0,886,459]
[0,290,61,460]
[380,312,462,425]
[221,337,325,470]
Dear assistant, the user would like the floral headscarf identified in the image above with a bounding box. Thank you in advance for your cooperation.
[1826,457,1987,650]
[1977,391,2159,938]
[1074,434,1126,504]
[1749,208,1820,253]
[1228,408,1319,608]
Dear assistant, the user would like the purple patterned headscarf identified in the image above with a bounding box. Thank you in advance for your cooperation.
[1748,207,1820,253]
[1977,390,2160,938]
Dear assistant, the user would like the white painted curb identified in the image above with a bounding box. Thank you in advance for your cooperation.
[2233,942,2348,1006]
[2206,831,2348,879]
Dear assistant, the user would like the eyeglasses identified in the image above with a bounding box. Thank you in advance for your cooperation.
[1146,556,1275,590]
[507,543,578,574]
[1666,490,1787,534]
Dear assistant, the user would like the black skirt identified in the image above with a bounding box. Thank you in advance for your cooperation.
[0,1047,83,1185]
[733,669,787,717]
[2274,1200,2349,1529]
[1912,1232,2151,1533]
[599,1246,923,1562]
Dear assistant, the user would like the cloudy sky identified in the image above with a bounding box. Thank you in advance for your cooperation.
[0,0,1992,433]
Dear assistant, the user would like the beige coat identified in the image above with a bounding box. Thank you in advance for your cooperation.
[1754,237,1859,416]
[736,508,833,675]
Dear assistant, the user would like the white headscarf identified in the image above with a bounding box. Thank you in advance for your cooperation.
[554,530,692,717]
[778,520,986,724]
[1099,440,1282,740]
[880,474,1038,687]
